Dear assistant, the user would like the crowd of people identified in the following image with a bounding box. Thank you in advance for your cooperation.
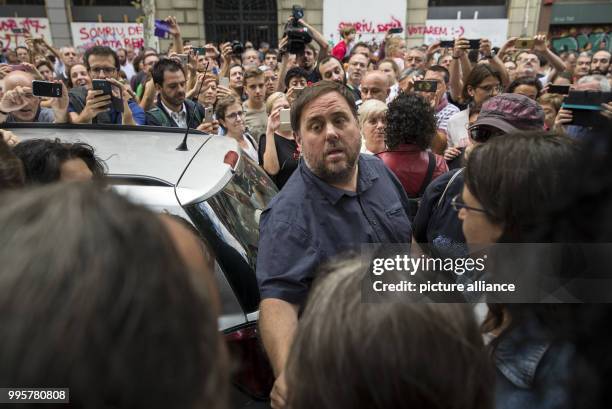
[1,12,612,409]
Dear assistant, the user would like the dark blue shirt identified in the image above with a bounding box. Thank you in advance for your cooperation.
[256,154,412,306]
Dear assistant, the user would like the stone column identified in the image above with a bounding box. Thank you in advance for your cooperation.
[405,0,428,47]
[508,0,542,38]
[156,0,204,50]
[45,0,72,47]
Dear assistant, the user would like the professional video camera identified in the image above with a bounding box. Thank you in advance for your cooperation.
[284,5,312,55]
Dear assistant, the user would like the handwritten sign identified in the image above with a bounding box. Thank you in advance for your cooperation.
[71,22,145,50]
[0,17,52,49]
[408,19,509,47]
[323,0,407,43]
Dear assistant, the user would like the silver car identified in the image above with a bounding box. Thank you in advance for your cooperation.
[6,123,276,405]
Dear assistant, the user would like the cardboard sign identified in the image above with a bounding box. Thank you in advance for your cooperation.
[71,22,145,50]
[0,17,52,48]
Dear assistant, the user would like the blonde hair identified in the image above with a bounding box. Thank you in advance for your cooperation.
[385,37,405,58]
[358,99,388,129]
[265,92,288,115]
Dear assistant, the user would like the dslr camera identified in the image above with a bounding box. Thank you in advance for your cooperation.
[284,5,312,55]
[231,40,244,56]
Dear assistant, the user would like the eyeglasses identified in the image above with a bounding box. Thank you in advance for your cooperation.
[469,126,505,143]
[477,84,504,95]
[451,194,488,214]
[90,66,117,75]
[226,111,245,121]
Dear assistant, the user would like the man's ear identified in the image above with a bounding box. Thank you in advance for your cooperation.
[294,130,302,148]
[154,83,162,93]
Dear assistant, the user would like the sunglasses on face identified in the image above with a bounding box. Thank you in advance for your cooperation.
[469,126,505,143]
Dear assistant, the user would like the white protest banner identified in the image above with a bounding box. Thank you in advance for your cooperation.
[407,19,509,47]
[323,0,407,43]
[0,17,52,48]
[71,22,147,50]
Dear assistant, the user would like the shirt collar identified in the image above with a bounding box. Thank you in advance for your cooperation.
[159,97,186,117]
[299,154,378,205]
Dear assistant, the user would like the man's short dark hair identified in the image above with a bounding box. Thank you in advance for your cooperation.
[15,45,28,53]
[243,67,263,86]
[350,42,371,57]
[426,65,450,84]
[317,55,344,77]
[290,81,357,133]
[83,45,120,71]
[152,58,185,86]
[284,67,309,88]
[265,49,278,58]
[12,138,106,184]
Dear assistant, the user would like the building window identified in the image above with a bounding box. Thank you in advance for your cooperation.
[204,0,278,46]
[429,0,506,5]
[0,0,45,4]
[71,0,134,5]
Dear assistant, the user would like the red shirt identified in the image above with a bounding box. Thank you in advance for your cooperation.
[332,41,348,61]
[376,144,449,197]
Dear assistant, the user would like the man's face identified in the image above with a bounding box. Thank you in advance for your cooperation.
[303,48,316,70]
[264,69,278,97]
[62,47,78,65]
[591,51,611,75]
[296,91,361,184]
[319,59,345,85]
[88,54,118,80]
[230,66,244,88]
[575,55,591,77]
[516,52,540,77]
[142,54,159,75]
[352,45,370,60]
[265,53,278,70]
[242,49,260,67]
[16,48,29,63]
[347,54,368,86]
[117,50,127,65]
[126,48,134,62]
[288,75,307,89]
[405,49,425,70]
[245,74,265,104]
[378,62,397,84]
[360,72,389,102]
[6,76,40,122]
[423,70,447,107]
[157,69,186,108]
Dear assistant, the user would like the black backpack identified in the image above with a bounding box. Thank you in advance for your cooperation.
[407,151,436,220]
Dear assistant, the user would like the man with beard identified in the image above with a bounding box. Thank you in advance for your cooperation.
[514,35,565,86]
[145,58,206,129]
[590,50,611,76]
[346,52,368,101]
[117,47,135,81]
[317,55,346,85]
[256,81,412,409]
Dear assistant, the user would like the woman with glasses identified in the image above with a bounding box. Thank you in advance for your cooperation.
[258,92,298,189]
[457,131,579,409]
[215,96,258,162]
[445,65,504,167]
[413,94,545,260]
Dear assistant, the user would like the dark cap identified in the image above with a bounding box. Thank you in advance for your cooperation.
[469,93,545,134]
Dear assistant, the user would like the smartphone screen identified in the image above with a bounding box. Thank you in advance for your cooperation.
[548,85,570,95]
[279,108,292,132]
[92,79,112,96]
[219,77,230,87]
[414,80,438,93]
[388,27,403,34]
[204,107,214,123]
[193,47,206,55]
[468,39,481,50]
[32,81,62,98]
[515,38,535,49]
[440,40,455,48]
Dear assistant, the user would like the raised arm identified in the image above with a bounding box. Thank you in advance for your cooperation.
[298,19,329,60]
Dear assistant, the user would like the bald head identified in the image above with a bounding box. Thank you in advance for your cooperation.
[360,70,390,103]
[3,70,34,92]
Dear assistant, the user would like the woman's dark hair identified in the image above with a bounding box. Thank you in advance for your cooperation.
[464,131,579,242]
[12,138,106,184]
[385,92,436,150]
[35,60,53,74]
[214,95,240,121]
[462,64,503,103]
[0,183,227,409]
[132,53,144,73]
[286,257,494,409]
[507,75,543,98]
[284,67,309,88]
[0,137,24,191]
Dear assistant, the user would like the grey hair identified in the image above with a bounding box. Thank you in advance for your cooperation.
[358,99,388,128]
[577,75,611,92]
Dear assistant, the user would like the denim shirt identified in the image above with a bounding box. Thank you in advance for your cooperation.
[494,317,574,409]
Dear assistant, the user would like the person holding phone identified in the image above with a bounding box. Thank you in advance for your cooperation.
[69,46,144,125]
[258,92,298,189]
[0,70,68,124]
[215,95,259,162]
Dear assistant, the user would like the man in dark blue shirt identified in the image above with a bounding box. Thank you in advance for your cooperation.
[256,81,412,409]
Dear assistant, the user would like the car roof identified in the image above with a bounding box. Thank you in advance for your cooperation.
[5,124,217,186]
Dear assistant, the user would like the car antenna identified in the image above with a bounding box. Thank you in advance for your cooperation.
[177,59,209,151]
